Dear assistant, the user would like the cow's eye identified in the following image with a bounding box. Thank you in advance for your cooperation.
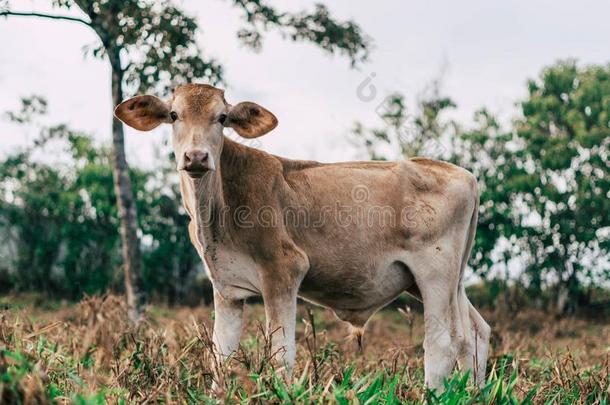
[218,113,227,125]
[170,111,178,121]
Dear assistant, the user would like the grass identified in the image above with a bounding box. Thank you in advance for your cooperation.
[0,294,608,404]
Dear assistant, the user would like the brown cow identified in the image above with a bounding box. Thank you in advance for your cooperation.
[115,83,490,389]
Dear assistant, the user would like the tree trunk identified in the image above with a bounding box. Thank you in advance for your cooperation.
[556,261,578,315]
[109,52,146,323]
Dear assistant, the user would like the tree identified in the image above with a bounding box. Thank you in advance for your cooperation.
[0,96,208,303]
[351,80,456,160]
[452,61,610,313]
[1,0,370,322]
[514,61,609,312]
[0,97,120,298]
[450,110,533,312]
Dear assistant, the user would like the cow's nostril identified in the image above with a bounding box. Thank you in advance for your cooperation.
[184,149,209,169]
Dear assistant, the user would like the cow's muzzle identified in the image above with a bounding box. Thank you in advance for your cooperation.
[181,149,214,178]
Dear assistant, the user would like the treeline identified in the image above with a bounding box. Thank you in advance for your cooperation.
[0,97,209,306]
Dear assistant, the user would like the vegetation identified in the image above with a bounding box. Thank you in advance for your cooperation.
[0,97,205,305]
[0,295,608,404]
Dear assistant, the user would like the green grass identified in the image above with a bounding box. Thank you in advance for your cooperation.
[0,295,608,404]
[2,344,606,404]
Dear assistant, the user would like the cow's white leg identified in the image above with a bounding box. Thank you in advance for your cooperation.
[459,299,490,386]
[454,191,489,386]
[455,285,478,383]
[411,246,465,390]
[262,288,298,374]
[259,244,308,375]
[212,290,244,361]
[421,286,460,390]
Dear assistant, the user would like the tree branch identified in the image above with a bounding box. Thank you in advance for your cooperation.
[0,11,91,27]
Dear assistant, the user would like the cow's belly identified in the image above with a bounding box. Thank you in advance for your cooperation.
[297,251,415,323]
[206,242,416,322]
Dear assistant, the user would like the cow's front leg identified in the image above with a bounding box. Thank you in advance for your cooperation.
[212,290,244,362]
[262,285,298,374]
[260,243,308,375]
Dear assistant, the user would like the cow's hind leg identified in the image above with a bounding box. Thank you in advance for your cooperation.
[410,249,466,390]
[456,294,490,386]
[454,190,490,386]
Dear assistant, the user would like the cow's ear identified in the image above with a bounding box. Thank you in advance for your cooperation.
[114,95,172,131]
[224,102,278,138]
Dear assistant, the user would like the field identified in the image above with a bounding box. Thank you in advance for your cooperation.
[0,295,608,404]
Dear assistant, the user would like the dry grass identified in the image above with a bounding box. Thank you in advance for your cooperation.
[0,294,608,404]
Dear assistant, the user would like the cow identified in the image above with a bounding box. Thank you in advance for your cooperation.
[114,83,490,389]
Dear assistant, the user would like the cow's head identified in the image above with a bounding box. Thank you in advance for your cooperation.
[114,84,277,178]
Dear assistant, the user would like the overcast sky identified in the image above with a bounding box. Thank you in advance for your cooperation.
[1,0,609,168]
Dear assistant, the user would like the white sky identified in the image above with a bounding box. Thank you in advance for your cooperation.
[1,0,609,168]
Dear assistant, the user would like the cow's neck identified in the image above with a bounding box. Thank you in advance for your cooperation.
[186,160,227,254]
[182,138,252,257]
